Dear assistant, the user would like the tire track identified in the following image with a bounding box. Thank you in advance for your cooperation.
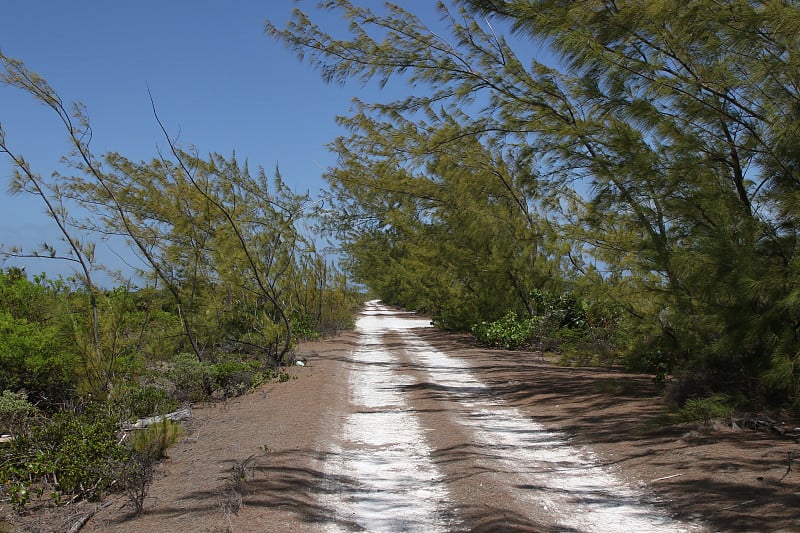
[320,302,702,532]
[319,303,457,532]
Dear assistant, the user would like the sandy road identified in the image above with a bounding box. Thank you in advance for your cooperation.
[318,301,702,532]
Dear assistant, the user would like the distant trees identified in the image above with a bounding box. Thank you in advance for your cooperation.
[268,0,800,408]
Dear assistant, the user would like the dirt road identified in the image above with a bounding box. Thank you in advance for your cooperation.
[314,301,700,532]
[18,301,799,532]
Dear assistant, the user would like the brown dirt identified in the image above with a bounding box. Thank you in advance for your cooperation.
[4,325,800,532]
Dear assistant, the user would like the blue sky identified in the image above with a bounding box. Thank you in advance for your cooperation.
[0,1,428,280]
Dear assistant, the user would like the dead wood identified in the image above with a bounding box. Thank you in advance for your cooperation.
[123,406,191,431]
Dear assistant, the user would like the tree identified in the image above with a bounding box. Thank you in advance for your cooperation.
[269,0,800,406]
[0,53,127,393]
[1,53,339,370]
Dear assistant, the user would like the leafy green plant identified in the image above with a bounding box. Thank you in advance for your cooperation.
[119,385,179,420]
[290,312,320,341]
[676,394,735,426]
[113,418,184,515]
[130,418,184,460]
[1,410,127,508]
[210,360,259,398]
[0,390,38,434]
[167,353,210,402]
[0,310,77,404]
[472,312,530,349]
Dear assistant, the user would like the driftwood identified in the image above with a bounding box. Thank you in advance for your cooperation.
[67,499,116,533]
[123,406,191,431]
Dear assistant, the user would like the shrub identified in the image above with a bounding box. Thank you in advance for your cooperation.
[1,410,128,508]
[0,311,77,404]
[167,353,210,402]
[130,418,184,460]
[114,418,184,515]
[209,360,259,398]
[290,312,320,341]
[529,289,587,328]
[114,451,154,516]
[677,394,735,425]
[0,390,38,435]
[119,385,180,419]
[472,312,538,349]
[0,268,54,324]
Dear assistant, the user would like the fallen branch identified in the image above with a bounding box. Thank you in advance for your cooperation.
[67,499,116,533]
[123,406,191,430]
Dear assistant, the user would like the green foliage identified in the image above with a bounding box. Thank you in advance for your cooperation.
[0,390,38,435]
[118,385,180,420]
[209,360,260,398]
[676,395,736,426]
[290,312,321,341]
[0,53,368,517]
[130,418,184,460]
[266,0,800,409]
[0,310,77,403]
[529,289,587,330]
[165,353,293,401]
[472,312,540,350]
[167,353,210,402]
[1,410,128,508]
[0,268,54,323]
[471,291,608,358]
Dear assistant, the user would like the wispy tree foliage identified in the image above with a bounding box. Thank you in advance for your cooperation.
[0,51,358,376]
[268,0,800,407]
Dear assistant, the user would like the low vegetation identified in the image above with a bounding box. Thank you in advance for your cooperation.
[0,265,359,514]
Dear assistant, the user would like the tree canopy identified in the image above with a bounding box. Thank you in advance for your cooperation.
[268,0,800,407]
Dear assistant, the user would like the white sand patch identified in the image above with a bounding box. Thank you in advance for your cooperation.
[319,305,453,532]
[322,301,700,531]
[400,328,702,532]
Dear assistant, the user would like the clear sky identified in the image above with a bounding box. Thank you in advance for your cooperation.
[0,1,423,280]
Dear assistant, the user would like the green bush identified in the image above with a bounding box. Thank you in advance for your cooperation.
[1,410,128,508]
[472,312,538,349]
[210,360,259,398]
[119,385,180,419]
[677,394,735,425]
[0,390,38,435]
[167,353,210,402]
[529,289,587,328]
[290,312,320,341]
[0,268,54,323]
[130,418,184,460]
[0,311,77,404]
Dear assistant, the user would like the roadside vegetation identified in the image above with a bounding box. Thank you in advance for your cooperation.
[0,53,361,514]
[268,0,800,420]
[0,266,360,514]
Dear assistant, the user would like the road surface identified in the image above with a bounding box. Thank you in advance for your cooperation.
[315,301,701,532]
